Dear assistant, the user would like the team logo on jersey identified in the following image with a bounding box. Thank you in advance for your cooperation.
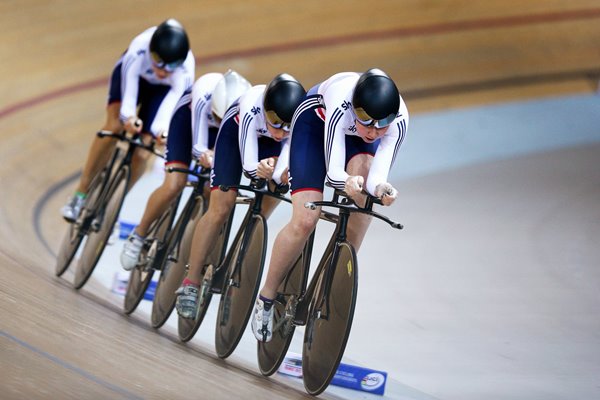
[341,100,352,111]
[137,49,146,56]
[257,128,267,134]
[348,124,357,133]
[251,106,261,115]
[205,93,212,101]
[314,107,326,122]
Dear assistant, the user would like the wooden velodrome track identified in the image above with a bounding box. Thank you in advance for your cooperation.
[2,1,600,399]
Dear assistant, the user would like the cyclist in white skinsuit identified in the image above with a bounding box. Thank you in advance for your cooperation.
[251,68,409,342]
[175,74,306,320]
[119,70,251,271]
[61,19,195,222]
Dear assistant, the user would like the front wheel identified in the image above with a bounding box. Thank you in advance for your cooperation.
[302,242,358,396]
[215,214,267,359]
[73,167,129,290]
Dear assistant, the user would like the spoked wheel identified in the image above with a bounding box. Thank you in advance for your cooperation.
[257,252,304,376]
[302,242,358,396]
[73,167,129,290]
[55,171,105,277]
[151,199,205,328]
[177,217,231,342]
[215,215,267,359]
[123,199,177,314]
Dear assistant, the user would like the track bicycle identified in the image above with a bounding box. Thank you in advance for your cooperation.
[121,167,206,315]
[257,187,403,395]
[55,130,163,290]
[177,179,289,360]
[148,165,233,328]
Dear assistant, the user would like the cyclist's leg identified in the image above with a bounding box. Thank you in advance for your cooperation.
[136,88,192,236]
[76,59,124,195]
[259,190,322,300]
[120,161,187,270]
[258,93,326,301]
[123,98,192,268]
[129,133,155,188]
[186,188,237,283]
[75,102,122,194]
[135,162,188,236]
[176,109,242,319]
[175,188,236,319]
[184,107,242,284]
[259,191,279,219]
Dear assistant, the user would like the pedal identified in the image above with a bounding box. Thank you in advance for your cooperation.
[283,296,297,335]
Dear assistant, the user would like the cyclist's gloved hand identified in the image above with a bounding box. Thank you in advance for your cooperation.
[375,182,398,206]
[125,117,143,134]
[345,175,364,199]
[257,157,275,180]
[156,130,168,145]
[199,150,214,169]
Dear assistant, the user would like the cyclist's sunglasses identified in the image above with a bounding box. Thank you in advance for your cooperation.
[150,52,183,72]
[265,110,291,132]
[352,107,396,129]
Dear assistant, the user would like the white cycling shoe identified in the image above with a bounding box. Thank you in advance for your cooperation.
[251,296,273,342]
[61,195,85,223]
[120,232,144,271]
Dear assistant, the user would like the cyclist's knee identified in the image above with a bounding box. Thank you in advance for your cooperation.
[171,178,187,194]
[347,153,372,177]
[132,147,152,164]
[103,103,122,132]
[291,212,318,237]
[207,194,235,222]
[164,174,187,194]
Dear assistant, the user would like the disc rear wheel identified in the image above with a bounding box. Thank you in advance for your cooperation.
[151,199,205,328]
[215,215,267,359]
[177,217,231,342]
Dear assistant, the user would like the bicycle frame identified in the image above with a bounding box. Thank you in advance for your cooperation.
[210,181,285,294]
[157,166,211,270]
[281,189,404,327]
[86,131,161,231]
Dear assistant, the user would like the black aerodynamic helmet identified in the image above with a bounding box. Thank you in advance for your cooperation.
[149,19,190,71]
[352,68,400,128]
[263,73,306,130]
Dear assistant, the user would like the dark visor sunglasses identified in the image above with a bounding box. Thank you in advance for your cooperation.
[150,52,183,72]
[352,107,396,129]
[265,110,291,132]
